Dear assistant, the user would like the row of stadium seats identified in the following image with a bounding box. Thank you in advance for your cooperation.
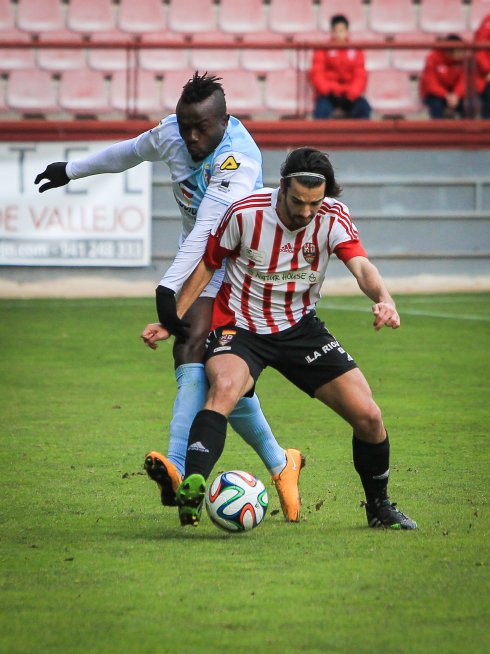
[1,0,489,39]
[0,68,423,120]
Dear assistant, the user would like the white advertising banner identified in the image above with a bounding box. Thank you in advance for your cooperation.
[0,142,151,267]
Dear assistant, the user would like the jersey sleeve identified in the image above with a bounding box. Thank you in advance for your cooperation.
[67,118,178,179]
[328,200,368,261]
[334,239,367,262]
[203,205,241,269]
[204,151,262,207]
[66,137,143,179]
[159,151,261,293]
[159,192,231,290]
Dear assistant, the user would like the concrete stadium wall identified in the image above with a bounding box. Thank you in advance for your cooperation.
[1,147,490,297]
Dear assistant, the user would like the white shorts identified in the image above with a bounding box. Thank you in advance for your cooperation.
[200,262,225,299]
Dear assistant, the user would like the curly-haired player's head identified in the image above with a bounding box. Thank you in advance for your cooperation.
[281,147,342,197]
[278,147,342,231]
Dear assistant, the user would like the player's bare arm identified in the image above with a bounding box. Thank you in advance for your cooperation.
[141,259,213,349]
[345,256,400,331]
[176,259,215,318]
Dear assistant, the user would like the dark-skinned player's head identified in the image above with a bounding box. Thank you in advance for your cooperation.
[176,71,229,162]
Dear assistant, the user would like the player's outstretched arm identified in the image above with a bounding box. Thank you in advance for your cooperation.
[34,162,70,193]
[140,261,213,349]
[345,256,400,331]
[36,137,151,194]
[176,259,214,318]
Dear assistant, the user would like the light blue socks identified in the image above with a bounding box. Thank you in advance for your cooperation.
[167,363,286,475]
[168,364,208,475]
[229,393,286,475]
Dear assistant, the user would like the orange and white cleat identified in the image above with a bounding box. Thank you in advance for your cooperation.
[271,448,305,522]
[144,451,183,507]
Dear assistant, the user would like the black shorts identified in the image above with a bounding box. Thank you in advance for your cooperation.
[205,312,358,397]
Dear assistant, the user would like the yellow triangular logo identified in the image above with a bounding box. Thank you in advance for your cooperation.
[220,156,240,171]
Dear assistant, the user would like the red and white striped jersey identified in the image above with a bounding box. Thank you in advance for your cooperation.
[204,187,367,334]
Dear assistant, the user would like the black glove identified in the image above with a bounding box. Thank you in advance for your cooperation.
[34,162,70,193]
[155,285,191,340]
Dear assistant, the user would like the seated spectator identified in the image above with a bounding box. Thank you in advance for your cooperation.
[475,14,490,119]
[420,34,466,119]
[309,14,371,119]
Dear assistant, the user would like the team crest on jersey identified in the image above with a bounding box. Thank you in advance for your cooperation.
[203,162,212,185]
[302,242,317,264]
[220,156,240,171]
[218,329,236,347]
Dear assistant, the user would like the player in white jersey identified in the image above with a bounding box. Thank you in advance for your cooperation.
[143,147,417,530]
[34,72,303,522]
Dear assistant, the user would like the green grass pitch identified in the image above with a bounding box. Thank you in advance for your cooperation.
[0,293,488,654]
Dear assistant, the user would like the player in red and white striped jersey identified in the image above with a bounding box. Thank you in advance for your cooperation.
[145,147,417,530]
[205,188,366,334]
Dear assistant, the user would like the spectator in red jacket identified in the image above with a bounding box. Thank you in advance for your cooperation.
[475,14,490,118]
[309,14,371,119]
[420,34,467,118]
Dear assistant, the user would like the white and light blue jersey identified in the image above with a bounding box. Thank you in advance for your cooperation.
[135,114,263,244]
[67,114,262,295]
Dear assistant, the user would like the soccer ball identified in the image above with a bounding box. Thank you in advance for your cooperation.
[205,470,268,532]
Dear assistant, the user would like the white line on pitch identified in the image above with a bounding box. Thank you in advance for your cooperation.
[319,303,490,322]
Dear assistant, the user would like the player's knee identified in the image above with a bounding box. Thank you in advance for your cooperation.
[212,373,234,396]
[205,374,243,415]
[355,403,383,437]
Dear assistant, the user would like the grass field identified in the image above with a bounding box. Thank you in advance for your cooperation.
[1,293,489,654]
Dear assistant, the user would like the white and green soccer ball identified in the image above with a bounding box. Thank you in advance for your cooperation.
[205,470,268,532]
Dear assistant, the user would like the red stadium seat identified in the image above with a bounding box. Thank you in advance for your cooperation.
[163,69,263,117]
[470,1,490,31]
[87,31,136,73]
[369,0,417,35]
[291,31,326,72]
[67,0,116,35]
[213,70,264,117]
[189,31,240,72]
[16,0,64,35]
[219,0,267,36]
[37,30,87,73]
[366,69,421,116]
[0,29,35,71]
[167,0,216,36]
[138,32,189,72]
[319,0,367,33]
[391,32,434,73]
[0,0,14,30]
[59,69,111,115]
[269,0,317,35]
[265,69,313,118]
[111,70,162,116]
[419,0,467,35]
[355,30,391,71]
[161,69,197,111]
[117,0,166,36]
[6,69,58,114]
[241,31,291,73]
